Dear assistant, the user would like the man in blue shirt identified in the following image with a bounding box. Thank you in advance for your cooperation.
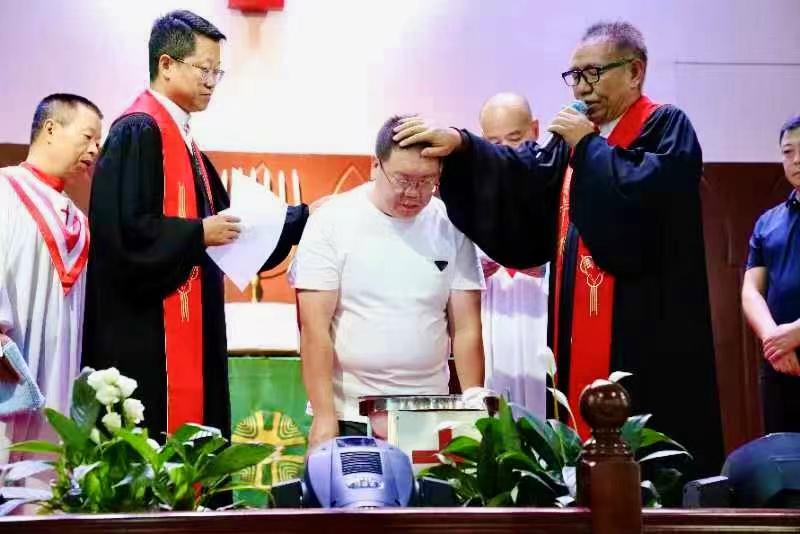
[742,114,800,433]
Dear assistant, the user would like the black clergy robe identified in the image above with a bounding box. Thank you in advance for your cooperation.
[440,104,724,479]
[82,113,308,441]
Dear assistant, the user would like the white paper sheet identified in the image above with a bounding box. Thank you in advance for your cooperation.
[206,176,287,291]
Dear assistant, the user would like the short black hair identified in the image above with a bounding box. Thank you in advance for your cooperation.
[582,21,648,64]
[30,93,103,144]
[149,10,226,82]
[779,114,800,144]
[375,115,431,162]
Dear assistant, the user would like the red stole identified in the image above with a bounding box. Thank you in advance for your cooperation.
[1,163,89,294]
[121,91,215,433]
[553,95,661,439]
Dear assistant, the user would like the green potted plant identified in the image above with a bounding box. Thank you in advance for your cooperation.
[419,371,691,508]
[0,367,272,514]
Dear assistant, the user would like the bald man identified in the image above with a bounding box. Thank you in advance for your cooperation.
[479,92,539,149]
[477,93,549,418]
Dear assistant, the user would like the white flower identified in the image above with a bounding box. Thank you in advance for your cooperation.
[87,370,106,390]
[146,438,160,450]
[122,398,145,425]
[95,384,122,406]
[102,367,120,384]
[116,376,138,398]
[101,412,122,432]
[87,367,121,391]
[89,427,102,445]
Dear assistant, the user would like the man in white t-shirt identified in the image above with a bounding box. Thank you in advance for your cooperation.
[290,116,486,448]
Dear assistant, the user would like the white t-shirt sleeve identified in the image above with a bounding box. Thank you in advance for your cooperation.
[451,234,485,291]
[289,206,341,291]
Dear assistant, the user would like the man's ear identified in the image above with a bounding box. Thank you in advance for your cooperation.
[370,156,381,180]
[530,119,540,141]
[42,118,58,142]
[158,54,173,80]
[629,58,646,89]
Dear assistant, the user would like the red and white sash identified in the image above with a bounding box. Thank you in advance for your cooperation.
[553,95,661,439]
[120,90,215,433]
[1,163,89,294]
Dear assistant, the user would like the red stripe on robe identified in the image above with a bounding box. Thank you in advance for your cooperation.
[2,163,90,294]
[553,95,661,439]
[121,91,215,433]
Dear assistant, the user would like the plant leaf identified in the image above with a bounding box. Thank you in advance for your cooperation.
[198,443,271,482]
[117,428,159,468]
[608,371,632,383]
[541,347,557,378]
[649,467,683,504]
[621,414,652,453]
[639,428,687,452]
[514,472,557,506]
[548,419,583,465]
[476,418,500,499]
[2,460,54,482]
[73,462,101,482]
[641,480,661,508]
[639,450,691,463]
[486,491,513,507]
[419,464,480,502]
[44,408,90,452]
[0,486,53,501]
[170,423,222,443]
[440,435,480,463]
[5,440,62,455]
[497,451,541,474]
[70,368,102,433]
[516,416,562,470]
[547,387,576,428]
[497,397,522,453]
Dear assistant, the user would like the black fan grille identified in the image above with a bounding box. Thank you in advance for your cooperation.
[341,451,383,475]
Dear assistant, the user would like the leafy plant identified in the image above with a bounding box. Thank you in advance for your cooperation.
[0,368,271,514]
[419,394,691,508]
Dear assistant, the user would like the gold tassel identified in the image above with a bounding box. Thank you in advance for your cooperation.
[180,291,189,322]
[178,183,186,218]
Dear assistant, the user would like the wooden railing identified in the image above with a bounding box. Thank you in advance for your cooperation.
[2,507,799,533]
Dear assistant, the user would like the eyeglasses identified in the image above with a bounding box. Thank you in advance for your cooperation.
[378,160,440,193]
[170,56,226,84]
[561,58,635,87]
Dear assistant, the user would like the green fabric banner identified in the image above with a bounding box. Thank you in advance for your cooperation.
[228,356,311,507]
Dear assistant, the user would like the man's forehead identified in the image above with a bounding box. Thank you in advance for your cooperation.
[782,128,800,146]
[570,39,617,67]
[386,151,440,175]
[186,35,221,61]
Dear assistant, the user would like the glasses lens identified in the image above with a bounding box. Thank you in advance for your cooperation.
[585,67,601,84]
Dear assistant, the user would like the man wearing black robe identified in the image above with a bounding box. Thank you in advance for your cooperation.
[82,11,309,441]
[395,21,723,479]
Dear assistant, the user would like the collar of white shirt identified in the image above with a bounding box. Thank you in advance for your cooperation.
[597,116,621,139]
[147,88,192,148]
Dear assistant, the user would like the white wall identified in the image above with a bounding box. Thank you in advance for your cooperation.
[1,0,798,161]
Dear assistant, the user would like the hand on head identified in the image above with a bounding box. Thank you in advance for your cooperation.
[392,116,462,158]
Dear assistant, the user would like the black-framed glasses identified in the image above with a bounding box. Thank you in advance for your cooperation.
[378,160,440,193]
[170,56,226,84]
[561,58,635,87]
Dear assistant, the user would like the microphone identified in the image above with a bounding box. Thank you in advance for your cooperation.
[538,100,589,157]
